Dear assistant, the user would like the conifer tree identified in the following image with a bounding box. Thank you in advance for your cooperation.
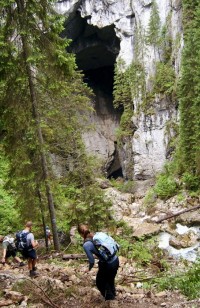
[178,0,200,179]
[0,0,91,250]
[146,0,161,46]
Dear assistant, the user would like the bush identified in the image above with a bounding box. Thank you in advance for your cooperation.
[182,172,200,191]
[143,188,156,207]
[154,174,177,199]
[156,262,200,299]
[153,62,175,95]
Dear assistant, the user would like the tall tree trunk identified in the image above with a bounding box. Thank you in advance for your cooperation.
[37,188,49,252]
[16,0,60,251]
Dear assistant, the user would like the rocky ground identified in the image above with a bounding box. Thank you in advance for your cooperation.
[0,254,199,308]
[0,191,199,307]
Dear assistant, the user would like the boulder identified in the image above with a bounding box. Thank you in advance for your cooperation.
[132,222,161,238]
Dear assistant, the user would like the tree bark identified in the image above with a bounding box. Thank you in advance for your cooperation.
[16,0,60,251]
[156,205,200,223]
[62,254,86,260]
[37,188,49,251]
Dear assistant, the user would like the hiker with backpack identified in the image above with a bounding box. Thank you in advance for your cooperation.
[16,221,39,277]
[78,224,119,302]
[0,235,25,266]
[45,226,52,246]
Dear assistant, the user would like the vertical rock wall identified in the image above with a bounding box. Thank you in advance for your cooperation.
[55,0,183,191]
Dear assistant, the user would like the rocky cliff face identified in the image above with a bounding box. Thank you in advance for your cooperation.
[55,0,183,191]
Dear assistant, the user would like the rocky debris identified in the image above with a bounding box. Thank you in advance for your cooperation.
[178,211,200,225]
[132,222,161,238]
[4,290,27,304]
[169,231,199,249]
[96,178,113,189]
[104,187,141,221]
[0,256,198,308]
[149,196,200,224]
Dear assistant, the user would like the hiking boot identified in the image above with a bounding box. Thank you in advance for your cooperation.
[33,266,37,271]
[30,270,39,277]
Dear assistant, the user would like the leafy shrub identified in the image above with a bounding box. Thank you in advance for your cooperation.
[153,62,175,95]
[110,178,135,193]
[156,262,200,299]
[130,239,153,265]
[143,188,156,207]
[154,174,177,199]
[182,172,200,191]
[116,237,158,265]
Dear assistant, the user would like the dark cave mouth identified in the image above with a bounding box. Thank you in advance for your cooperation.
[107,167,123,179]
[83,66,115,96]
[63,12,123,178]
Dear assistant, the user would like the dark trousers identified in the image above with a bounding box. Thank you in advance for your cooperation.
[96,257,119,300]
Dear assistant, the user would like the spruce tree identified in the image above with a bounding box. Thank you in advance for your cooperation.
[146,0,161,46]
[0,0,91,249]
[178,0,200,179]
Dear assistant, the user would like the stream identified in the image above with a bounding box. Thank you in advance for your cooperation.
[158,223,200,262]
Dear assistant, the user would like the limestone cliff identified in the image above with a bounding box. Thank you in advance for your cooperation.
[55,0,183,193]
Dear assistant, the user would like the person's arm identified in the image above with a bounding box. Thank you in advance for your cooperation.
[29,233,38,248]
[83,241,95,270]
[1,242,8,263]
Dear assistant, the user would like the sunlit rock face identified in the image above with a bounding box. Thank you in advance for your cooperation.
[55,0,183,189]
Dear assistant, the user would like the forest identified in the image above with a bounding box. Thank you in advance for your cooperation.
[0,0,199,307]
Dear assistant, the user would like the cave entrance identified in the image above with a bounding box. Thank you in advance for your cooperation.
[63,12,123,178]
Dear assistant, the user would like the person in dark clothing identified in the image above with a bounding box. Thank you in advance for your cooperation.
[78,224,119,301]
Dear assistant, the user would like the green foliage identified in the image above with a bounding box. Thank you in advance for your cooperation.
[113,59,145,142]
[154,173,178,200]
[155,262,200,299]
[0,0,97,231]
[176,0,200,180]
[110,178,135,194]
[153,62,176,95]
[0,145,20,234]
[146,0,161,46]
[115,107,133,141]
[143,188,156,207]
[182,172,200,191]
[116,236,163,267]
[130,239,154,265]
[56,182,113,232]
[113,59,133,109]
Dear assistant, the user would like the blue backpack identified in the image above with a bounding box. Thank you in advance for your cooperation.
[93,232,119,261]
[15,231,30,252]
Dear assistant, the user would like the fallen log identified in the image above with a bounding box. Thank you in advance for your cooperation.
[156,205,200,223]
[62,253,86,260]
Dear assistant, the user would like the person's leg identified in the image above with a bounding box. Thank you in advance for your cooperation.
[12,250,24,265]
[14,256,21,263]
[105,258,119,300]
[32,258,37,270]
[96,263,107,298]
[5,251,12,264]
[28,258,33,271]
[28,250,38,277]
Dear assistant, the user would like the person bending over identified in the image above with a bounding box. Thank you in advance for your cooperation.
[78,224,119,301]
[0,235,24,266]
